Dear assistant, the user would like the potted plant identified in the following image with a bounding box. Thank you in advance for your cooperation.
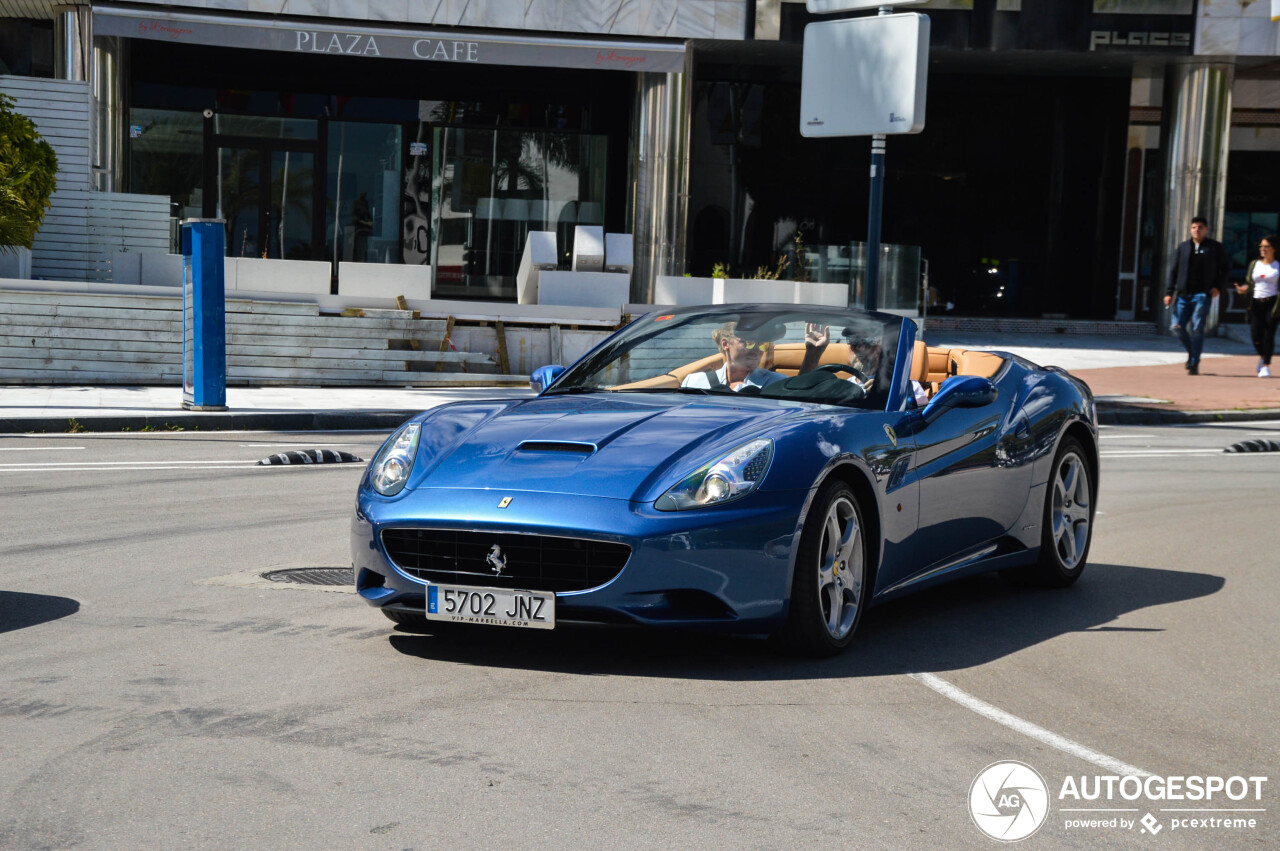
[0,94,58,279]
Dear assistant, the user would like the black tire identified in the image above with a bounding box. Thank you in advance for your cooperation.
[1009,436,1095,588]
[778,479,870,657]
[382,609,431,632]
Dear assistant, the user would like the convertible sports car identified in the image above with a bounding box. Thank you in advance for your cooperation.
[352,304,1098,656]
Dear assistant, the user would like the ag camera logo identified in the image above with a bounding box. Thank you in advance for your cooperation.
[969,761,1050,842]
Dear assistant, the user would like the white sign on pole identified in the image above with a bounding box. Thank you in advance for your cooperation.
[806,0,926,12]
[799,12,930,137]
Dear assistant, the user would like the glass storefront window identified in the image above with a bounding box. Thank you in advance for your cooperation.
[213,114,317,140]
[326,122,403,265]
[127,108,203,219]
[431,127,608,298]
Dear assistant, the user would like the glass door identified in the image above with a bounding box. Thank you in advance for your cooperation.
[267,150,314,260]
[219,147,261,258]
[431,127,608,299]
[217,145,316,260]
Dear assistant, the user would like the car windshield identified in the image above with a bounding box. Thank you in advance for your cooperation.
[546,305,907,411]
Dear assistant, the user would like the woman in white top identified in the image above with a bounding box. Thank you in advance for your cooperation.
[1235,235,1280,378]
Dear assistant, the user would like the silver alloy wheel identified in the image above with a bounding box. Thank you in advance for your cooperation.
[817,495,864,640]
[1050,450,1091,569]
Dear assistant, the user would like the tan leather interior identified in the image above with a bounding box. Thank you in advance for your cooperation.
[611,339,1005,396]
[910,340,1006,399]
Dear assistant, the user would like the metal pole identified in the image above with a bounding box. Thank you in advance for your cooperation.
[865,134,886,310]
[864,3,894,311]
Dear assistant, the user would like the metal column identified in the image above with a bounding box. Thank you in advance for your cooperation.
[1158,60,1233,333]
[53,5,91,81]
[92,36,124,192]
[629,66,692,303]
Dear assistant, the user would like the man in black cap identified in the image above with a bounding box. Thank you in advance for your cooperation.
[1164,216,1230,374]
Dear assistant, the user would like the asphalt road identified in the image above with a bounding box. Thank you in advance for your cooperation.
[1,423,1277,849]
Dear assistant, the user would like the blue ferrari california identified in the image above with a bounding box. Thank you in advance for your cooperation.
[352,304,1098,656]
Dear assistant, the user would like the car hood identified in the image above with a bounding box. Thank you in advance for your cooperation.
[415,394,798,501]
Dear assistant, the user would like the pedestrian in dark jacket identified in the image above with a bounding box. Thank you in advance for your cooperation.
[1164,216,1230,375]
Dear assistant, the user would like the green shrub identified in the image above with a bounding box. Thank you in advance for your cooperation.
[0,93,58,252]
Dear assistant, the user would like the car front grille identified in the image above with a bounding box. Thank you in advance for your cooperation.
[380,528,631,593]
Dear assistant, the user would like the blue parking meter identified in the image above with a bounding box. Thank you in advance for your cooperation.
[181,219,227,410]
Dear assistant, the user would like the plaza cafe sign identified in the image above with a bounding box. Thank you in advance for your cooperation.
[93,8,685,73]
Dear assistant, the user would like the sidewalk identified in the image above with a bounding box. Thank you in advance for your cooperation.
[931,329,1280,424]
[0,330,1277,433]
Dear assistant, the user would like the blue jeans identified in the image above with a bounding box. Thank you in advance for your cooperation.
[1171,293,1210,365]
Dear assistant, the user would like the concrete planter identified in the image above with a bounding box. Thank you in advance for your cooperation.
[712,278,795,305]
[111,251,141,285]
[653,276,840,307]
[536,270,631,308]
[227,257,331,295]
[140,253,184,287]
[0,247,32,280]
[793,281,849,307]
[338,262,432,300]
[654,275,714,306]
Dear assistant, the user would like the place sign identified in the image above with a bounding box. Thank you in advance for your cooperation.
[93,8,685,73]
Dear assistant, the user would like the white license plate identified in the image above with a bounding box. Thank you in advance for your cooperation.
[426,583,555,630]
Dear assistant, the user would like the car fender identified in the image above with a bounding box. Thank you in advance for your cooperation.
[782,453,887,608]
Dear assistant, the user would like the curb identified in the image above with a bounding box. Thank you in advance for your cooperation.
[0,410,420,434]
[1098,407,1280,425]
[6,406,1278,433]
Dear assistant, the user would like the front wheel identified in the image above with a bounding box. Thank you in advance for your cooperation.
[1010,437,1094,587]
[778,480,870,657]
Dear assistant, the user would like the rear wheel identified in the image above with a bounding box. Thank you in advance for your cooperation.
[1010,437,1094,587]
[779,480,869,657]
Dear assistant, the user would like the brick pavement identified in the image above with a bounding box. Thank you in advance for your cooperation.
[1075,355,1280,413]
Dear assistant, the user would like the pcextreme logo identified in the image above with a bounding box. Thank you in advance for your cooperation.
[969,761,1270,842]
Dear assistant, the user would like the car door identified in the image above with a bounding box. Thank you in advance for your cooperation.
[909,386,1032,574]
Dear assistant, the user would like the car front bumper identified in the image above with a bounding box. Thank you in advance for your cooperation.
[352,486,808,632]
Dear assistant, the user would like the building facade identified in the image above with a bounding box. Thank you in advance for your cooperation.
[2,0,1280,320]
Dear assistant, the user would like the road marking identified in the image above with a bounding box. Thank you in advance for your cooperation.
[0,446,86,452]
[1103,450,1280,459]
[909,672,1151,777]
[1098,433,1156,440]
[0,459,264,467]
[239,443,369,447]
[0,461,360,473]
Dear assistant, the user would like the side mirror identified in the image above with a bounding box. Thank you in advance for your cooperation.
[922,375,997,424]
[530,365,566,394]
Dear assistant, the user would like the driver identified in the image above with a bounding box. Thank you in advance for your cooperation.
[803,325,928,406]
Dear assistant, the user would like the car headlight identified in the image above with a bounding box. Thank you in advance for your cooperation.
[656,438,774,511]
[369,422,421,496]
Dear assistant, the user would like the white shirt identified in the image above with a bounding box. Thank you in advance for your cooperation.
[680,365,786,391]
[1252,260,1279,300]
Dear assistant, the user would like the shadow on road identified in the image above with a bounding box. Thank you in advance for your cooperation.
[388,563,1222,680]
[0,591,80,634]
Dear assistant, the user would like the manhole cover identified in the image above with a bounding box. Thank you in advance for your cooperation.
[262,567,354,586]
